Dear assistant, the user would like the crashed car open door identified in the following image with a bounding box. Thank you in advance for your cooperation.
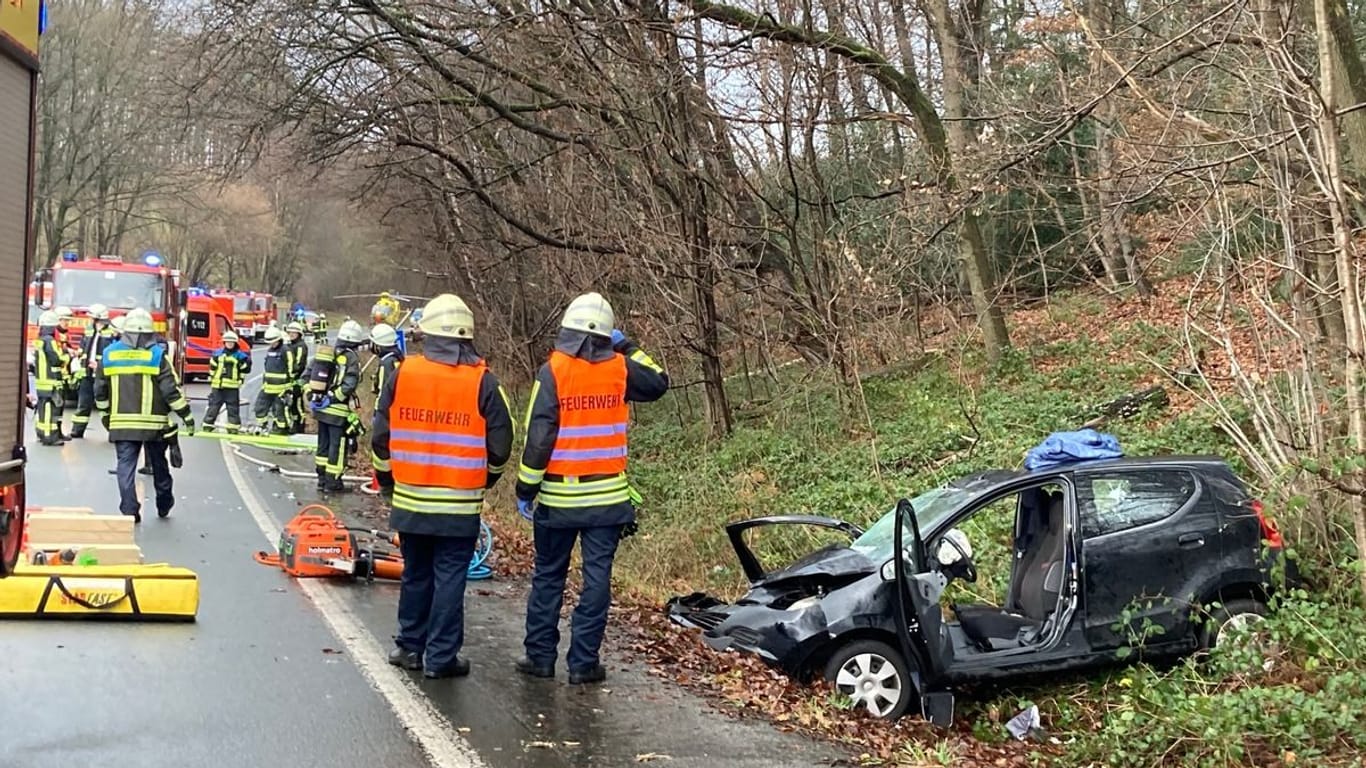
[891,498,956,726]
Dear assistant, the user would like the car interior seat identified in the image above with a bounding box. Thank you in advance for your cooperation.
[954,488,1067,651]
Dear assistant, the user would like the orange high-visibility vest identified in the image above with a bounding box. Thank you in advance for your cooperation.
[545,351,629,477]
[389,356,488,490]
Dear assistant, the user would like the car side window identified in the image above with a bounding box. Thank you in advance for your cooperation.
[1078,470,1197,538]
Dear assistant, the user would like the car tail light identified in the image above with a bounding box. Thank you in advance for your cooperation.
[1249,499,1284,549]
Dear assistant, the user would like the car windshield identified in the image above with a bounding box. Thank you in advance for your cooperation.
[55,270,163,311]
[234,296,252,312]
[849,486,971,561]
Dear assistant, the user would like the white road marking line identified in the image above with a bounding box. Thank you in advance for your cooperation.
[221,440,486,768]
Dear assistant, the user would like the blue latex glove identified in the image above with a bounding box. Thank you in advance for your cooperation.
[517,498,534,522]
[311,396,331,411]
[610,328,626,348]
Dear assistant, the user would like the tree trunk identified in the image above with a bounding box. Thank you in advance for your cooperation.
[1313,0,1366,604]
[924,0,1011,360]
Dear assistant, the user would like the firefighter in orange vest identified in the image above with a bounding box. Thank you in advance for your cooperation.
[371,293,513,679]
[514,292,668,684]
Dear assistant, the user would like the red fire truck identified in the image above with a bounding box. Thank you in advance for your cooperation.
[2,0,42,576]
[28,253,188,380]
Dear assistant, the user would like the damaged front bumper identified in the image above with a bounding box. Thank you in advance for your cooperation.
[666,592,831,675]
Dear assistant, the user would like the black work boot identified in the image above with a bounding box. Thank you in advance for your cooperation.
[568,665,607,685]
[70,429,85,439]
[322,478,349,494]
[515,657,554,679]
[138,466,153,476]
[424,658,471,679]
[388,647,422,671]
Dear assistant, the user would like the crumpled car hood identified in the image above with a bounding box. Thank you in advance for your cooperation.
[751,544,877,589]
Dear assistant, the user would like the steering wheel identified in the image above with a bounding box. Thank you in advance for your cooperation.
[939,534,978,584]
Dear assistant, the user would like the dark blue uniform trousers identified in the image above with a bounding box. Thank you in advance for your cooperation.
[396,532,477,673]
[115,441,172,517]
[523,523,623,672]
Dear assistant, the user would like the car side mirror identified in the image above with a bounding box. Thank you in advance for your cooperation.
[881,558,895,582]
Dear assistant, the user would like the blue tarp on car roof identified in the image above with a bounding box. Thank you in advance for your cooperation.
[1024,429,1123,471]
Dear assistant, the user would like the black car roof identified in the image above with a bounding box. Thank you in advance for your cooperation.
[947,455,1232,497]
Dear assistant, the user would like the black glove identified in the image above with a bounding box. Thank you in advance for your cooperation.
[169,443,183,469]
[619,520,639,541]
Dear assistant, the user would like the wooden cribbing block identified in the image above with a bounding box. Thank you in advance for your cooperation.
[26,514,135,545]
[26,544,143,566]
[26,506,95,516]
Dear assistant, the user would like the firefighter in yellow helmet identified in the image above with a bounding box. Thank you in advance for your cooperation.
[515,292,668,684]
[31,310,73,445]
[372,294,513,678]
[94,308,195,523]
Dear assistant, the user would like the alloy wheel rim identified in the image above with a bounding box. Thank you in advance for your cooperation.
[835,652,902,717]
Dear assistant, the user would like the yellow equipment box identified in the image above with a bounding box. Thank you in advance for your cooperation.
[0,564,199,621]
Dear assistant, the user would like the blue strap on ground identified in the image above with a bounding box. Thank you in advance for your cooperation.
[468,521,493,580]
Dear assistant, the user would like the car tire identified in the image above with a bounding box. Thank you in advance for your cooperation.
[823,639,913,720]
[1201,598,1269,650]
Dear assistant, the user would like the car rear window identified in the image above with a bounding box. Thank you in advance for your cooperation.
[1078,469,1198,538]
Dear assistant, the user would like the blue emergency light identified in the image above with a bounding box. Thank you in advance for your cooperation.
[142,251,162,267]
[61,250,78,262]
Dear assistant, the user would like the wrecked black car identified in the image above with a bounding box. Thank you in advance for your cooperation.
[668,456,1288,723]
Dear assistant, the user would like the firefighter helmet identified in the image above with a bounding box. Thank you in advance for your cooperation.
[89,303,110,321]
[122,309,155,334]
[419,294,474,339]
[561,292,614,338]
[223,331,239,343]
[337,319,366,344]
[286,321,305,335]
[38,310,59,327]
[370,323,398,347]
[263,326,284,343]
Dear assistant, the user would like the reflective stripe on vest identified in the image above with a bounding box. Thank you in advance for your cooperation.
[211,352,245,388]
[544,351,629,478]
[388,356,488,515]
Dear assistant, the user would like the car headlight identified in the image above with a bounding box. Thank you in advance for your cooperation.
[788,595,822,612]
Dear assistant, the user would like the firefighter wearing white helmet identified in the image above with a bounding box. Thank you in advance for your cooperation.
[417,294,475,339]
[203,330,252,434]
[284,321,310,431]
[362,323,406,497]
[514,292,669,684]
[94,307,194,523]
[371,293,513,677]
[309,318,364,493]
[253,324,293,435]
[31,309,74,445]
[70,303,119,438]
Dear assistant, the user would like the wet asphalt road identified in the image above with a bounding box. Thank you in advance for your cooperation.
[0,343,844,768]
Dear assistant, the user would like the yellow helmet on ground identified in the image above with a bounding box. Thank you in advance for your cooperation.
[419,294,474,339]
[561,292,614,338]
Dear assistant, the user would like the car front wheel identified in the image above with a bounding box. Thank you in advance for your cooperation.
[824,639,913,719]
